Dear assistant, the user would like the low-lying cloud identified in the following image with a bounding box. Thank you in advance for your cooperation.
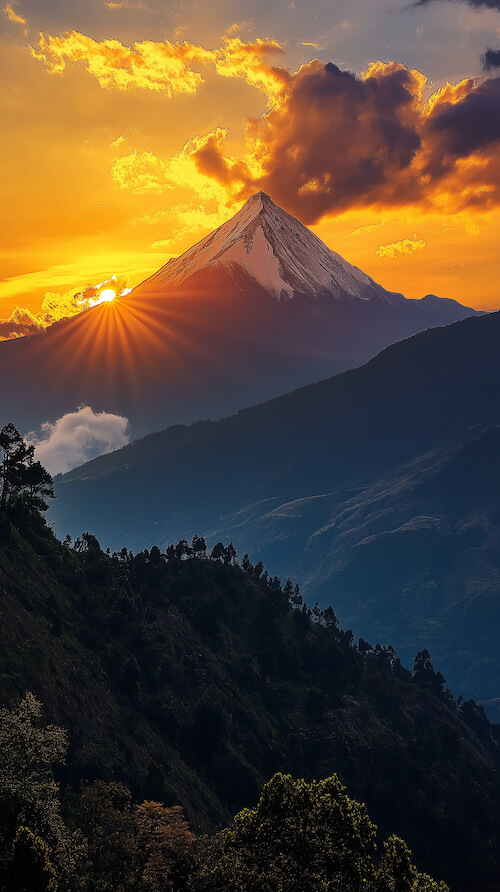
[27,406,130,475]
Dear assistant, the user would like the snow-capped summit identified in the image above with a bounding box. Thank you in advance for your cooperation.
[145,192,393,303]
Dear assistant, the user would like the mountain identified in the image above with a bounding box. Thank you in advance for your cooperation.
[2,509,500,891]
[0,192,479,438]
[52,310,500,716]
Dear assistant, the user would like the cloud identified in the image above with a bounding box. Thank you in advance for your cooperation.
[111,129,246,204]
[482,48,500,69]
[0,276,131,340]
[4,3,26,25]
[30,32,210,96]
[421,76,500,189]
[29,29,500,225]
[4,2,28,34]
[413,0,500,8]
[30,32,285,102]
[376,237,427,258]
[104,0,152,9]
[226,21,253,35]
[0,306,45,340]
[27,406,130,475]
[177,61,500,222]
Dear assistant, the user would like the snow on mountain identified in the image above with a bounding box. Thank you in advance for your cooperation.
[146,192,395,303]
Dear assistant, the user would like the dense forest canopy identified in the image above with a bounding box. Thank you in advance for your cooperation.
[1,426,500,890]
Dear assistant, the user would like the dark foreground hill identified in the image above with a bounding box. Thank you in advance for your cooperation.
[53,310,500,715]
[1,509,500,890]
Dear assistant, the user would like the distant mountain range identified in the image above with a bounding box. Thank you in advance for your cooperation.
[0,192,480,437]
[52,310,500,716]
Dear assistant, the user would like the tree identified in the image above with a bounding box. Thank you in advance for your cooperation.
[0,423,34,511]
[135,802,194,891]
[76,780,137,891]
[211,772,377,891]
[375,836,449,892]
[191,535,207,559]
[8,825,58,892]
[0,423,55,515]
[22,460,56,513]
[0,694,85,890]
[199,774,450,892]
[291,584,302,607]
[241,553,253,574]
[412,650,446,697]
[210,542,226,562]
[223,542,237,566]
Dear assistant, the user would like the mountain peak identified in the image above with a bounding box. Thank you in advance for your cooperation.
[147,191,378,301]
[244,190,273,209]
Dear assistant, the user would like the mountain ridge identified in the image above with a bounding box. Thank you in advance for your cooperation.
[52,310,500,715]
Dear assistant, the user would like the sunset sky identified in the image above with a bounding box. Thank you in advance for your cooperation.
[1,0,499,336]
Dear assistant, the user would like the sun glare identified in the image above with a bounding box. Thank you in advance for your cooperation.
[99,288,116,302]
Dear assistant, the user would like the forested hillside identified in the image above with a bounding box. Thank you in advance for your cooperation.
[1,502,500,890]
[52,311,500,714]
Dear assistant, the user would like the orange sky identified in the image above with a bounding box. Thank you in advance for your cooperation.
[0,0,499,333]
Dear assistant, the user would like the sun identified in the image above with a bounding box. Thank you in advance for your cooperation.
[99,288,116,303]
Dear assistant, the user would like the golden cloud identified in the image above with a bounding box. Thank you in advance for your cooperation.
[111,129,245,203]
[4,3,26,25]
[172,60,500,223]
[29,29,500,225]
[30,33,211,96]
[376,238,427,259]
[0,276,130,340]
[4,2,27,34]
[215,38,288,104]
[104,0,151,8]
[30,32,285,103]
[226,22,254,36]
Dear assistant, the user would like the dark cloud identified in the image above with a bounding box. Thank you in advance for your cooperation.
[425,76,500,160]
[482,48,500,69]
[246,61,424,222]
[198,60,500,221]
[414,0,500,10]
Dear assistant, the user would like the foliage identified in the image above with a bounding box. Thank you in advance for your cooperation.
[76,781,136,891]
[209,772,377,891]
[135,802,194,891]
[0,422,55,515]
[0,520,500,890]
[193,774,448,892]
[0,693,86,890]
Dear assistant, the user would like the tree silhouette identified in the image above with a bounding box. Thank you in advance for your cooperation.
[0,423,55,514]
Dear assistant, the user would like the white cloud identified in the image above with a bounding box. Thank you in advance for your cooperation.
[27,406,130,475]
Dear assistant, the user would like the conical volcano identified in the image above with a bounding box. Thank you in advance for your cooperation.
[0,193,480,437]
[138,191,419,309]
[144,191,386,301]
